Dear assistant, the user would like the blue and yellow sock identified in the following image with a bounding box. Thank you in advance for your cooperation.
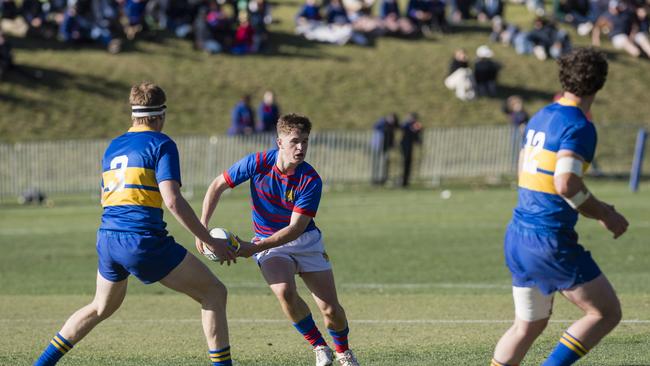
[293,314,328,348]
[491,358,518,366]
[328,326,349,354]
[209,346,232,366]
[34,333,74,366]
[542,331,589,366]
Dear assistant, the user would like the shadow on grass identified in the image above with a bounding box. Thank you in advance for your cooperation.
[3,64,128,100]
[262,30,352,61]
[493,83,556,102]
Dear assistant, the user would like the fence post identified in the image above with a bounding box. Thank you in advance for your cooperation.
[629,128,647,193]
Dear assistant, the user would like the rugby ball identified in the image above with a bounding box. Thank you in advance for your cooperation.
[202,228,241,262]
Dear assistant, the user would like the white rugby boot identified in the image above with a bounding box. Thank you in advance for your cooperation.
[336,350,360,366]
[313,345,334,366]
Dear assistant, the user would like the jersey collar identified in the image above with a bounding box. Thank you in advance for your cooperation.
[556,97,578,107]
[128,125,157,133]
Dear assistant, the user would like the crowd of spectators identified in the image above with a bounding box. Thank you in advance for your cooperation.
[0,0,271,54]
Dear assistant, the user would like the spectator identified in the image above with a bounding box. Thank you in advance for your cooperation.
[400,112,423,187]
[21,0,57,38]
[476,0,504,23]
[448,47,469,75]
[343,0,382,35]
[407,0,434,35]
[0,30,13,79]
[296,0,354,44]
[445,48,475,101]
[194,0,231,54]
[166,0,195,38]
[503,95,529,130]
[229,94,255,135]
[371,113,398,185]
[450,0,473,23]
[124,0,148,40]
[514,16,571,60]
[232,12,255,54]
[379,0,415,36]
[256,90,280,132]
[593,0,650,57]
[554,0,592,34]
[249,0,270,51]
[474,45,500,97]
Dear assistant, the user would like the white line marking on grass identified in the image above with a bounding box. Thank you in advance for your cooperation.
[2,319,649,325]
[227,282,511,290]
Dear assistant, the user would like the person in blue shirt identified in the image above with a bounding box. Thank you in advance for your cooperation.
[256,90,281,133]
[33,82,243,366]
[228,94,256,135]
[491,48,628,366]
[198,114,360,366]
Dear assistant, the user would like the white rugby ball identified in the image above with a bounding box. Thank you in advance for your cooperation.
[202,228,240,262]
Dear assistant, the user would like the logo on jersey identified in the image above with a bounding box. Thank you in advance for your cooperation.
[285,189,295,203]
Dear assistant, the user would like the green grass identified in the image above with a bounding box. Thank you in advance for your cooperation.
[1,180,649,365]
[0,1,649,143]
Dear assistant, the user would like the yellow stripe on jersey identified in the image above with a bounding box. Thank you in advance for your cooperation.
[102,188,162,208]
[103,167,158,188]
[519,170,556,194]
[519,146,591,194]
[526,147,558,172]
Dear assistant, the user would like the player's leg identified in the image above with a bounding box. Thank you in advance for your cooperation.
[542,274,621,366]
[492,286,552,366]
[159,252,232,366]
[260,256,332,365]
[301,269,359,366]
[34,272,128,366]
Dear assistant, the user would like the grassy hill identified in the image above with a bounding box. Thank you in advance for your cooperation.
[0,1,649,142]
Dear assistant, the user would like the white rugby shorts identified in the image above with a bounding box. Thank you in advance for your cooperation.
[254,229,332,273]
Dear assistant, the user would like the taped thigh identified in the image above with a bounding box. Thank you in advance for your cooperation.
[512,286,554,321]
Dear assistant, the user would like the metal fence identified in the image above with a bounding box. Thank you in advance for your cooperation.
[0,125,646,201]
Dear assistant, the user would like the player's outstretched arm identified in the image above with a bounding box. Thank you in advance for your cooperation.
[159,180,236,263]
[553,150,629,238]
[200,174,231,228]
[237,212,312,258]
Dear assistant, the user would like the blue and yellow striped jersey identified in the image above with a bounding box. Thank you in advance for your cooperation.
[100,125,181,234]
[512,98,597,230]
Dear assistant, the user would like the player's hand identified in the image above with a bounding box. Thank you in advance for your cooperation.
[205,237,237,265]
[599,205,629,239]
[236,239,259,258]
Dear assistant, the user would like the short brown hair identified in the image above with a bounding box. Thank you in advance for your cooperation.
[277,113,312,135]
[558,48,608,97]
[129,82,166,125]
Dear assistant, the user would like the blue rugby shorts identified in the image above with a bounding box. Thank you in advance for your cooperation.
[504,222,601,295]
[96,229,187,284]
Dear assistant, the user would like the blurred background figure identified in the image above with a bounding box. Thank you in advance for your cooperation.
[371,113,398,185]
[0,30,13,79]
[445,48,476,101]
[256,90,281,133]
[228,94,255,135]
[474,45,500,97]
[400,112,422,187]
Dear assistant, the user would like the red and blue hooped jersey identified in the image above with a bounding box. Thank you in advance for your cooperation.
[100,125,181,234]
[224,149,321,238]
[512,98,597,230]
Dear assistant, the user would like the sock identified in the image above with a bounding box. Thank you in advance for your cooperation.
[34,333,74,366]
[293,314,328,348]
[491,358,519,366]
[328,326,350,354]
[542,331,588,366]
[209,346,232,366]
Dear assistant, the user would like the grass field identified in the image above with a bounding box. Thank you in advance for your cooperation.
[1,180,649,365]
[1,0,649,142]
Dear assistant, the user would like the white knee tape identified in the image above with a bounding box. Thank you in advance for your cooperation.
[512,286,554,321]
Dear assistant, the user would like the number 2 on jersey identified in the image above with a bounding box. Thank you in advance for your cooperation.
[522,130,546,174]
[107,155,129,193]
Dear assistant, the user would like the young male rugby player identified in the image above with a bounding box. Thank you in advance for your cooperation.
[491,48,629,366]
[198,113,360,366]
[34,82,244,366]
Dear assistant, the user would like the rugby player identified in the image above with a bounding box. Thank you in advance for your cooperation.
[491,48,629,366]
[34,82,242,366]
[198,113,360,366]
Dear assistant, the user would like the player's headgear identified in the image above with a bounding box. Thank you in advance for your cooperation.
[131,104,166,118]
